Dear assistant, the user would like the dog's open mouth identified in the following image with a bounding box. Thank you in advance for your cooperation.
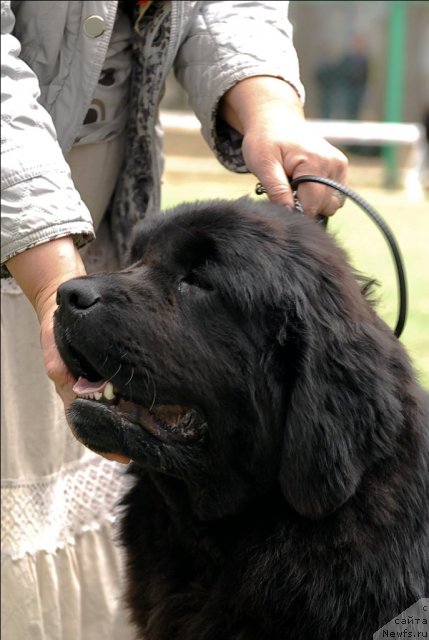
[72,376,207,444]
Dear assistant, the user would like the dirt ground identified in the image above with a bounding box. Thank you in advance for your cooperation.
[162,125,428,193]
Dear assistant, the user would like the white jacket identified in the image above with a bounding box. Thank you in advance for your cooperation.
[1,0,304,272]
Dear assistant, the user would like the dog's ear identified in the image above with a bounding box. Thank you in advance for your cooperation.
[127,216,164,266]
[276,244,406,520]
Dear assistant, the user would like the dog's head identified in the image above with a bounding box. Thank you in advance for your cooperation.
[54,198,417,520]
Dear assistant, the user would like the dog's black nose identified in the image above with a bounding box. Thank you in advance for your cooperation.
[57,278,101,311]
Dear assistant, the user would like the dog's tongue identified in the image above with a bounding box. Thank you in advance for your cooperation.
[73,376,107,394]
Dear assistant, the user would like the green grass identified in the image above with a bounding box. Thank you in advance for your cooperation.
[161,163,429,389]
[329,189,429,389]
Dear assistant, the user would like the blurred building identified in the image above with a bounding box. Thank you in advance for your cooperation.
[289,0,429,123]
[164,1,428,128]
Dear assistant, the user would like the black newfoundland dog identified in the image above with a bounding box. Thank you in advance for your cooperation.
[54,198,428,640]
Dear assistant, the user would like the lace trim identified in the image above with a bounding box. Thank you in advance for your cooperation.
[1,456,130,560]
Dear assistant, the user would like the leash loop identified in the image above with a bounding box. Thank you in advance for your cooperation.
[255,176,407,338]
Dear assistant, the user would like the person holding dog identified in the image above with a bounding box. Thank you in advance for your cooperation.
[1,1,347,638]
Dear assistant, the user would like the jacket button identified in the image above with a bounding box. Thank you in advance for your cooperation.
[83,15,106,38]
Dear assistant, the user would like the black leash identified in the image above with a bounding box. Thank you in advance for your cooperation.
[255,176,407,338]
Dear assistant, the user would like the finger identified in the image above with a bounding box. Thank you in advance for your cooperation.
[290,142,348,216]
[101,452,131,465]
[323,190,347,216]
[242,135,295,208]
[59,383,77,412]
[250,158,295,208]
[297,183,348,218]
[296,182,332,217]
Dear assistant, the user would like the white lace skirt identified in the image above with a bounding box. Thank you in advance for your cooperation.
[1,279,137,639]
[1,138,137,639]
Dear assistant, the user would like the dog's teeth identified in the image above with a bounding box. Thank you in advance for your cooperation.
[76,385,115,401]
[103,382,115,400]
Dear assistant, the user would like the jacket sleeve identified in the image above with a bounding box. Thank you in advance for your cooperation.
[174,0,305,173]
[1,1,94,277]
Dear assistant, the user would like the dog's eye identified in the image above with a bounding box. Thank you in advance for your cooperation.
[179,270,213,293]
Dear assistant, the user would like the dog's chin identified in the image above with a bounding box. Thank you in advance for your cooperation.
[66,397,207,458]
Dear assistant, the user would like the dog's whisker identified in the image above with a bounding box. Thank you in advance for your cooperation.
[124,368,135,402]
[107,363,122,383]
[124,367,135,387]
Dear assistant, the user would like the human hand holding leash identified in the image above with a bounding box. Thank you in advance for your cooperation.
[220,76,348,216]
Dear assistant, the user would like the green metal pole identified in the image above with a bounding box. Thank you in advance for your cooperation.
[383,0,407,188]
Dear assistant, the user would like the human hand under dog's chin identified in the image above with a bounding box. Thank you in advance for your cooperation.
[6,238,131,465]
[40,307,131,465]
[39,300,76,410]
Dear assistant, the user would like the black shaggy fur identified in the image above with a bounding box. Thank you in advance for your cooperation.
[54,198,429,640]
